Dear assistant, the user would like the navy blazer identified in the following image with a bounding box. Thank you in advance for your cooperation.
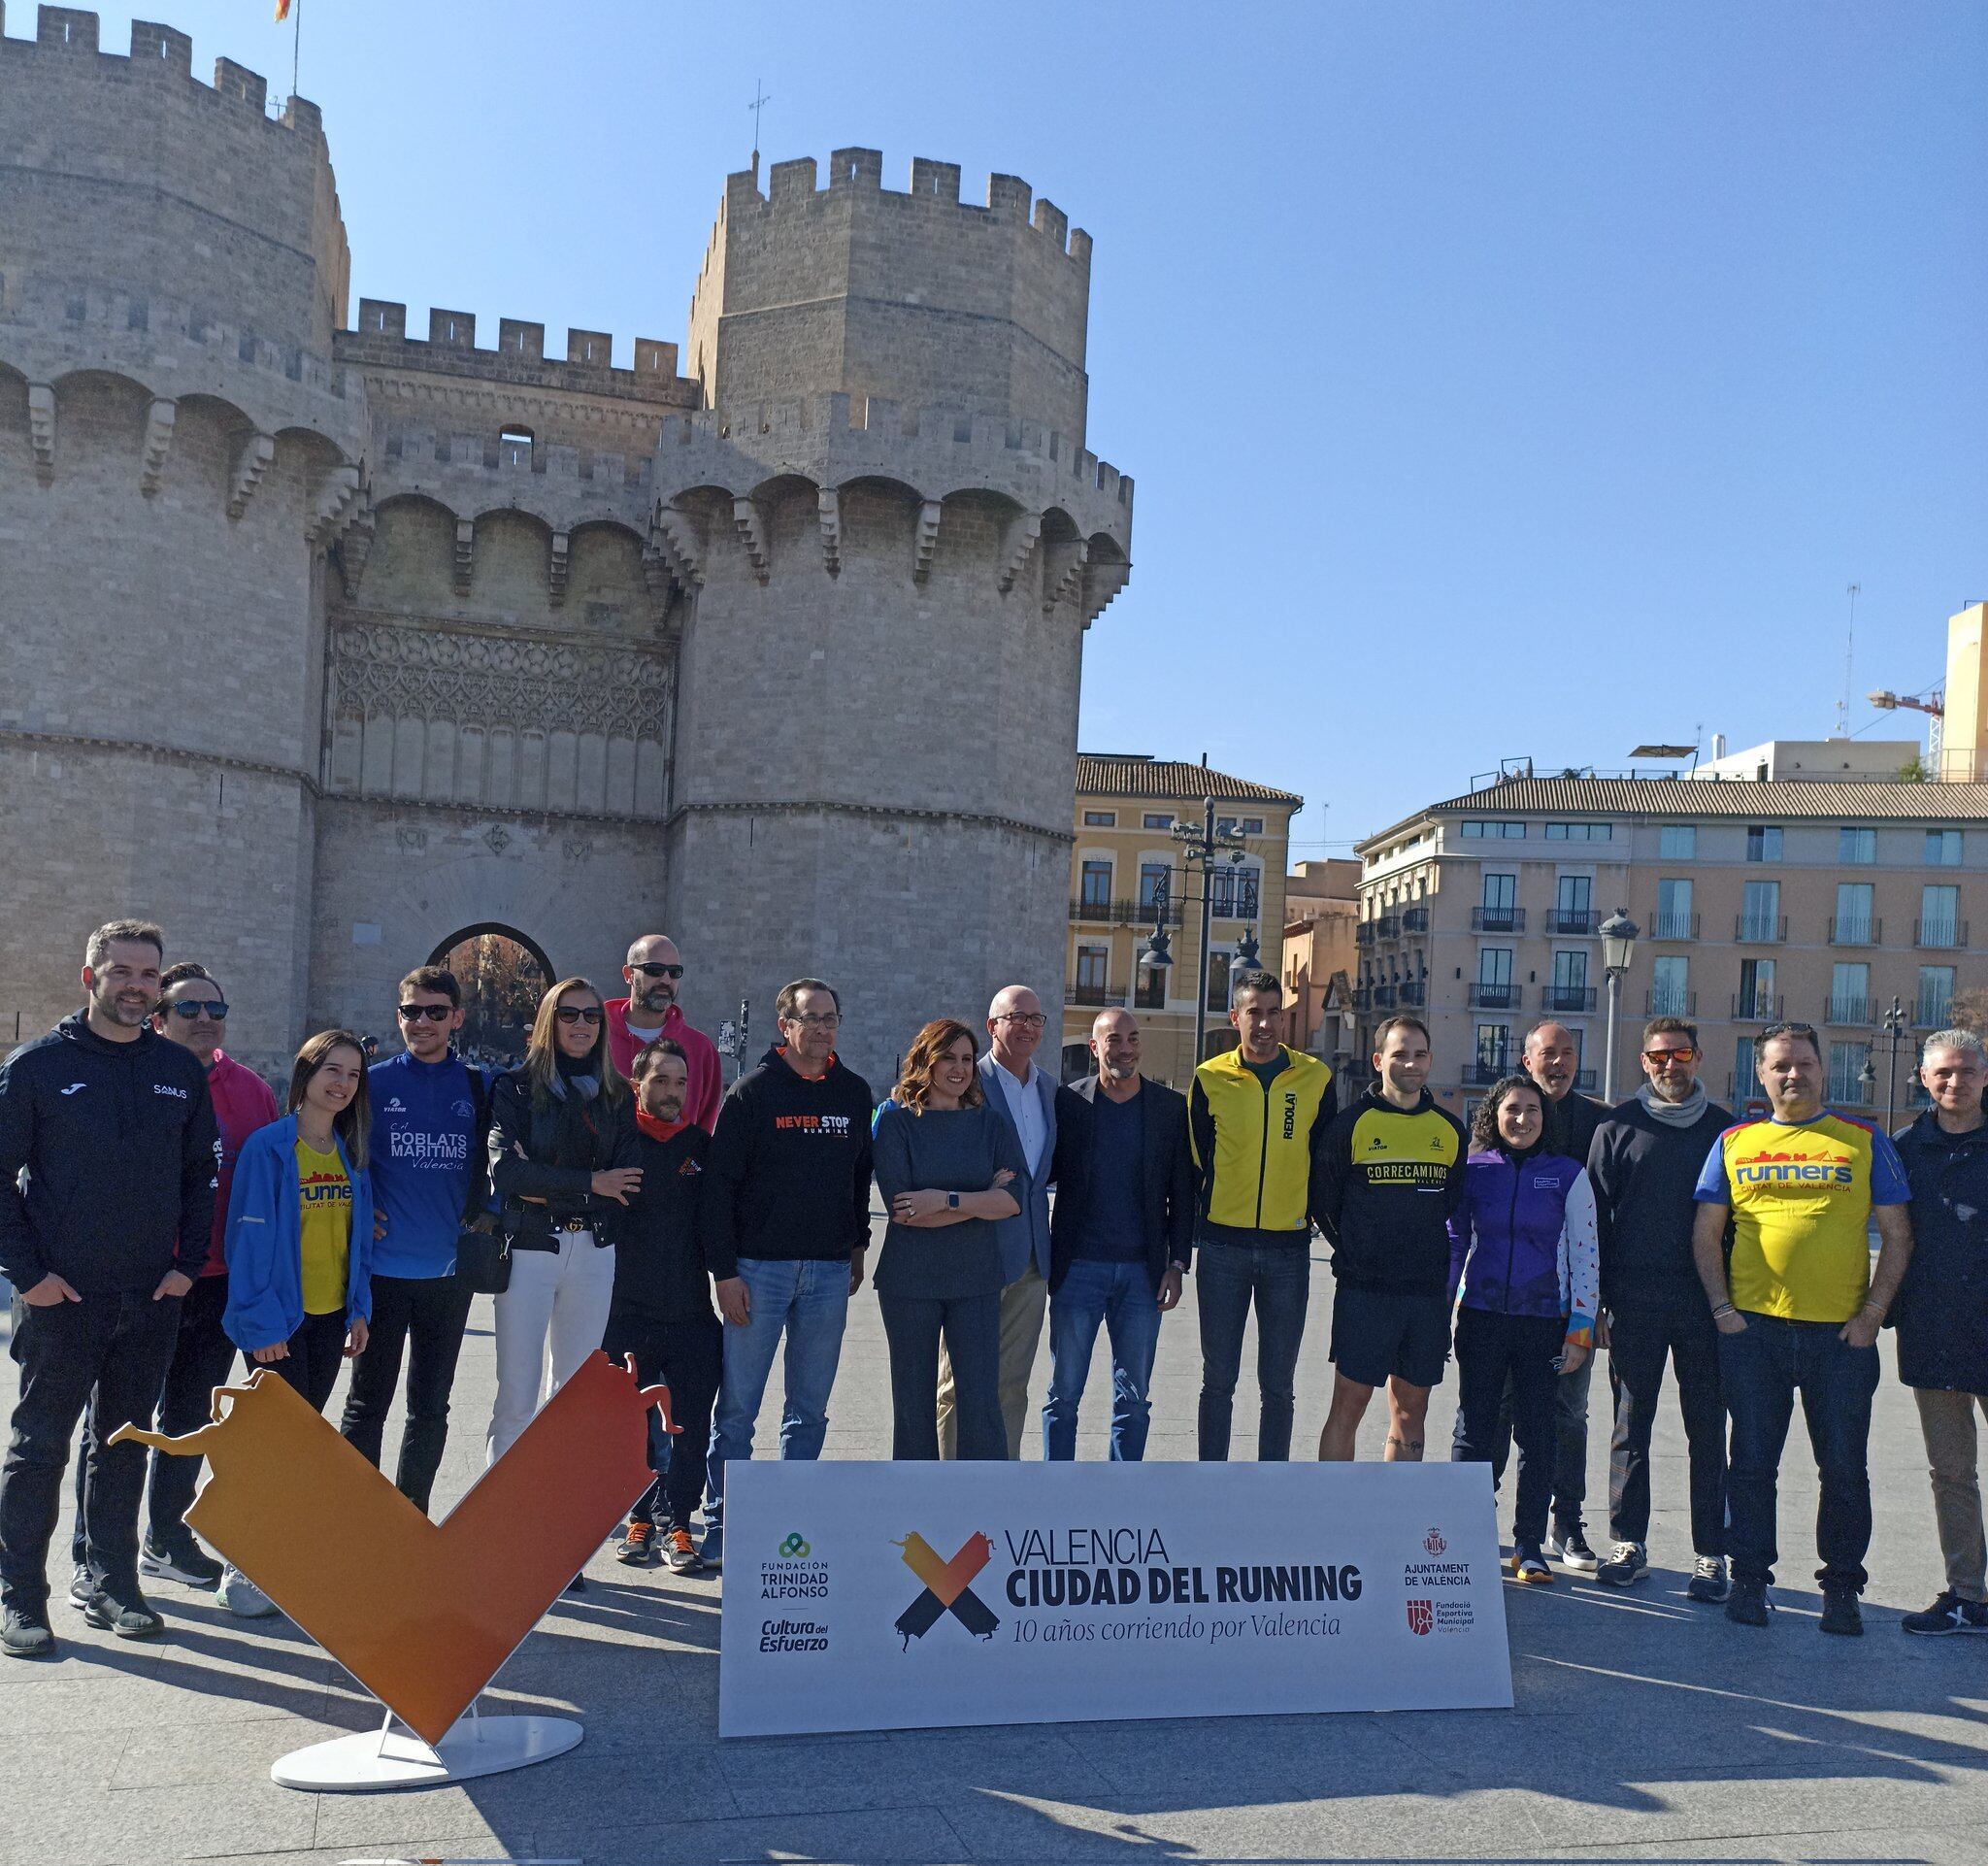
[977,1050,1056,1284]
[1048,1076,1195,1294]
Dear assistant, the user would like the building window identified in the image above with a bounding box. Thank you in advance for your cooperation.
[1927,828,1963,866]
[1239,816,1265,835]
[1920,883,1962,947]
[1139,862,1171,912]
[1544,822,1612,842]
[1650,954,1689,1016]
[1834,882,1874,945]
[1660,823,1697,859]
[1082,810,1116,827]
[1143,813,1173,830]
[1548,950,1590,1012]
[1829,962,1872,1024]
[1079,859,1112,910]
[1738,956,1777,1020]
[1215,816,1236,838]
[1919,965,1956,1027]
[1839,826,1876,864]
[499,426,533,467]
[1209,865,1260,919]
[1206,950,1232,1015]
[1075,946,1109,1000]
[1746,824,1783,862]
[1654,877,1694,940]
[1460,820,1525,840]
[1740,879,1781,942]
[1475,1024,1510,1074]
[1135,966,1166,1011]
[1827,1040,1870,1106]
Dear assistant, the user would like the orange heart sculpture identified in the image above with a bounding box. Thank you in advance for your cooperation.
[113,1351,673,1745]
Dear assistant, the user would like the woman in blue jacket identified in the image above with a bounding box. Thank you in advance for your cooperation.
[223,1028,375,1416]
[1447,1074,1598,1584]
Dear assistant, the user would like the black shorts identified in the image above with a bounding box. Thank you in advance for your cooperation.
[1329,1284,1450,1390]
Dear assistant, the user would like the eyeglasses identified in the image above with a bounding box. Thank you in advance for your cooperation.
[996,1013,1048,1030]
[786,1013,841,1029]
[554,1007,604,1026]
[629,962,684,980]
[169,1000,228,1021]
[397,1004,453,1023]
[1642,1047,1697,1065]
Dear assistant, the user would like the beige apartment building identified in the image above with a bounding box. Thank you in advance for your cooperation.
[1281,859,1361,1076]
[1062,755,1302,1086]
[1352,763,1988,1125]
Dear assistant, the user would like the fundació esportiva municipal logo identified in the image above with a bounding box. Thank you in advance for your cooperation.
[892,1531,999,1649]
[1406,1598,1434,1636]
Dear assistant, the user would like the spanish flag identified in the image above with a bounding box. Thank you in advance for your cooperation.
[275,0,290,18]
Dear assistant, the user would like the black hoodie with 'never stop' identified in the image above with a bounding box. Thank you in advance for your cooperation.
[703,1044,875,1281]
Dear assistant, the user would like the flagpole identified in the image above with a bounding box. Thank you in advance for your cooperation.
[292,0,301,102]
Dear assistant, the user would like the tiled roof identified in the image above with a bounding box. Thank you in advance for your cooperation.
[1077,754,1302,807]
[1359,776,1988,850]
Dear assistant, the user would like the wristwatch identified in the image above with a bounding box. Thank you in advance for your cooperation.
[946,1192,960,1209]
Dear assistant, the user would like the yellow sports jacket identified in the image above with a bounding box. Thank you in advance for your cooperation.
[1188,1045,1338,1241]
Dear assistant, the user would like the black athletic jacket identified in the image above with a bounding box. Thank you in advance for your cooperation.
[1312,1086,1468,1295]
[611,1121,717,1323]
[0,1011,219,1293]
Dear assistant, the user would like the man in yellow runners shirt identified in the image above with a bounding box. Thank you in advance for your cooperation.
[1692,1021,1913,1636]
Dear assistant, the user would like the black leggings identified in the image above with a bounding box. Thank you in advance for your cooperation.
[1452,1306,1565,1549]
[265,1312,349,1416]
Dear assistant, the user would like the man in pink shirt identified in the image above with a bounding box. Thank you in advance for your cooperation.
[121,964,278,1593]
[604,933,723,1134]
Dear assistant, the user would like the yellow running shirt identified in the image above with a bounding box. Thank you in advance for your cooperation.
[295,1139,352,1316]
[1694,1112,1910,1323]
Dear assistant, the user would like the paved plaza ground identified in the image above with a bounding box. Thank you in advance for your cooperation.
[6,1221,1988,1866]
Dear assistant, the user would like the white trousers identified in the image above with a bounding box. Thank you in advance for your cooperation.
[485,1231,616,1465]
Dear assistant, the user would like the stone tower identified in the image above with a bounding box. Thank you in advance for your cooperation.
[664,153,1132,1081]
[0,11,1132,1086]
[0,8,363,1061]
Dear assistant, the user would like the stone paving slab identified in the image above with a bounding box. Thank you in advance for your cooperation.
[6,1229,1988,1866]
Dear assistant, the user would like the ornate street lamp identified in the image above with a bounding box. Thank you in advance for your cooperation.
[1599,909,1640,1102]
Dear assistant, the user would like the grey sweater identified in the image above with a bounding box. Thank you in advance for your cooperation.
[871,1099,1026,1300]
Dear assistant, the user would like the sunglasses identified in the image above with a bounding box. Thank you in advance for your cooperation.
[168,1000,228,1021]
[397,1004,454,1022]
[1642,1048,1697,1064]
[629,961,684,980]
[555,1007,604,1026]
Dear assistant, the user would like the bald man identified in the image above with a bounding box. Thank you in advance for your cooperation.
[938,985,1058,1458]
[605,933,722,1133]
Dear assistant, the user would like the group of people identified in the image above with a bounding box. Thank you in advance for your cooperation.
[1,920,1983,1662]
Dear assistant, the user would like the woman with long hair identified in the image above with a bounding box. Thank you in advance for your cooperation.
[871,1019,1023,1460]
[484,978,639,1472]
[1447,1073,1599,1584]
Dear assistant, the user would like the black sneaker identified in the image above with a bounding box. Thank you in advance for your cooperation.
[1819,1583,1864,1637]
[66,1564,94,1610]
[1902,1590,1988,1636]
[140,1538,222,1589]
[82,1590,165,1640]
[1,1604,54,1658]
[1686,1555,1732,1603]
[1548,1526,1600,1574]
[1597,1541,1648,1587]
[1726,1578,1772,1626]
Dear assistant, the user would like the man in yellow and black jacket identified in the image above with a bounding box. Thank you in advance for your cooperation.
[1311,1014,1468,1463]
[1187,971,1336,1461]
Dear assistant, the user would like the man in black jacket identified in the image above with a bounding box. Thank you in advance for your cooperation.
[606,1038,721,1576]
[1891,1028,1988,1635]
[1042,1010,1193,1460]
[0,920,219,1657]
[1586,1016,1733,1599]
[702,980,874,1565]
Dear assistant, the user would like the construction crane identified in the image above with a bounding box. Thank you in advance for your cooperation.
[1868,686,1943,718]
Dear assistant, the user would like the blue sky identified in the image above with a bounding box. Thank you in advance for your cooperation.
[51,1,1984,854]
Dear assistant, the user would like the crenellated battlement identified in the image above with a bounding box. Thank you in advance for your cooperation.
[718,150,1091,265]
[336,302,700,410]
[0,7,327,137]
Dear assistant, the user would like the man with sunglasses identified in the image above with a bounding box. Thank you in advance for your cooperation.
[1585,1016,1732,1598]
[606,935,722,1134]
[338,967,491,1516]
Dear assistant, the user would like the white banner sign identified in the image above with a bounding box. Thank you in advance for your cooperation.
[718,1460,1510,1737]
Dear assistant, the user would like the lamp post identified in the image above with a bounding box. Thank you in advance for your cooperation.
[1599,909,1640,1103]
[1137,795,1251,1077]
[1878,994,1908,1126]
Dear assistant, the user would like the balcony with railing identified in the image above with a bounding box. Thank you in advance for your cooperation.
[1401,907,1431,934]
[1825,1077,1872,1109]
[1736,914,1788,944]
[1351,984,1374,1012]
[1540,984,1598,1013]
[1398,981,1427,1006]
[1471,906,1525,933]
[1372,985,1399,1009]
[1573,1069,1599,1093]
[1917,917,1968,950]
[1645,988,1697,1016]
[1461,1060,1511,1087]
[1071,896,1183,928]
[1732,991,1784,1021]
[1068,982,1127,1008]
[1355,922,1376,948]
[1826,996,1875,1026]
[1917,993,1955,1029]
[1375,914,1402,941]
[1829,916,1880,946]
[1648,912,1699,941]
[1468,982,1522,1011]
[1544,908,1599,936]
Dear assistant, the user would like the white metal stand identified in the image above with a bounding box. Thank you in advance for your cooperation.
[271,1695,582,1791]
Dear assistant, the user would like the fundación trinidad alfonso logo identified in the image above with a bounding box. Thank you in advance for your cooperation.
[892,1531,999,1649]
[779,1532,812,1558]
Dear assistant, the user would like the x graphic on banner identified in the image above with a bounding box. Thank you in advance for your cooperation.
[893,1531,999,1646]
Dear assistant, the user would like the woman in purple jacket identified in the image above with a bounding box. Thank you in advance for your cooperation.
[1448,1074,1599,1583]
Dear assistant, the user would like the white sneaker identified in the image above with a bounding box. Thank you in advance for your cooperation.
[218,1564,279,1618]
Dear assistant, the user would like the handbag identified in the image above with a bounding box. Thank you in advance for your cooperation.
[454,1216,511,1295]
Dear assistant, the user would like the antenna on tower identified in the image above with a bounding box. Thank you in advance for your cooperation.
[747,80,772,182]
[1838,582,1860,736]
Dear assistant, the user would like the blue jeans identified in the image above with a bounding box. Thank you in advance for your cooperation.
[1196,1238,1309,1461]
[1043,1259,1164,1461]
[708,1257,849,1508]
[1718,1313,1880,1591]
